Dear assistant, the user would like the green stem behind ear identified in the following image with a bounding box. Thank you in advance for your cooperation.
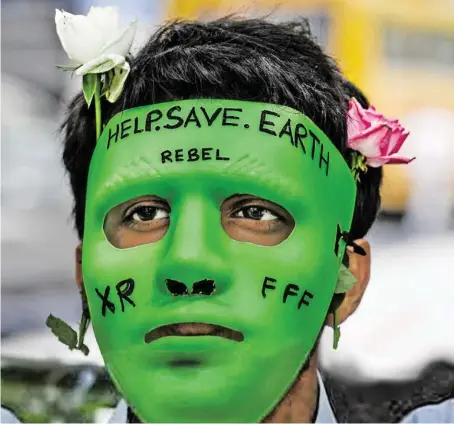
[94,75,102,140]
[76,288,91,355]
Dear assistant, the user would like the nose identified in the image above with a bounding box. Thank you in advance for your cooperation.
[165,278,216,296]
[155,194,231,297]
[165,278,189,296]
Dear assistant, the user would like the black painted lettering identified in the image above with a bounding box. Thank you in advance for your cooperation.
[262,276,277,298]
[188,148,200,162]
[95,286,115,316]
[298,290,314,309]
[202,147,213,161]
[145,110,163,132]
[184,107,202,128]
[279,118,295,146]
[259,110,280,136]
[310,130,320,160]
[116,278,136,312]
[133,117,144,134]
[319,143,330,176]
[175,149,184,162]
[222,108,242,126]
[215,149,230,161]
[164,106,184,129]
[161,150,172,164]
[283,284,299,304]
[120,119,132,139]
[295,123,307,154]
[107,124,119,149]
[200,107,222,126]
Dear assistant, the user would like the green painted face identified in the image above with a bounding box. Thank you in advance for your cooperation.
[82,99,356,422]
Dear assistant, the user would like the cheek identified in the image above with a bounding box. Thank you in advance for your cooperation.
[226,230,336,329]
[82,242,162,351]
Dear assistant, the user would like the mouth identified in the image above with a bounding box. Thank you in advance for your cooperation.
[144,322,244,344]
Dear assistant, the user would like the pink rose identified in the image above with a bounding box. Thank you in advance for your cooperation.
[347,98,415,167]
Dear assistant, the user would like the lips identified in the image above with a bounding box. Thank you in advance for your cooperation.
[144,323,244,344]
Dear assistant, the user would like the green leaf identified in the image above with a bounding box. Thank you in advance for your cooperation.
[334,264,357,294]
[101,70,115,95]
[105,62,130,103]
[46,314,78,350]
[82,74,98,107]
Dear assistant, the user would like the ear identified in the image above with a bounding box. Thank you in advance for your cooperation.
[326,239,371,327]
[75,244,83,291]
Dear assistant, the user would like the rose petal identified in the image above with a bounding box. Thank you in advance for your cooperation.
[87,6,121,48]
[101,20,137,58]
[55,9,105,64]
[75,54,125,76]
[388,129,410,155]
[364,107,385,123]
[384,127,399,156]
[365,158,388,167]
[382,155,416,165]
[366,155,416,167]
[348,99,370,133]
[355,100,387,126]
[88,6,120,33]
[378,126,393,156]
[348,124,390,157]
[346,98,412,166]
[350,99,397,125]
[347,115,367,139]
[361,103,401,129]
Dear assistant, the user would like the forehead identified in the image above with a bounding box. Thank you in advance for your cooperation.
[87,100,354,214]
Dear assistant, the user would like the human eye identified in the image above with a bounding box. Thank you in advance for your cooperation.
[104,196,171,248]
[126,204,170,224]
[123,202,170,228]
[233,205,280,221]
[221,195,295,246]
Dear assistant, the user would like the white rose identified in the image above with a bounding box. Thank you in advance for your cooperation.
[55,6,137,103]
[55,6,136,76]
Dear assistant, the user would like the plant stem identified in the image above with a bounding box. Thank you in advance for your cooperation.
[94,74,102,140]
[77,287,91,355]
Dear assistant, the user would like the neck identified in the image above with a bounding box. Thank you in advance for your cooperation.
[264,352,320,423]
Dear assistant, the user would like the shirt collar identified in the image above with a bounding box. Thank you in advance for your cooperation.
[315,370,337,423]
[109,371,337,423]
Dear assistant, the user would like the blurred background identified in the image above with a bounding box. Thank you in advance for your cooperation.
[1,0,454,422]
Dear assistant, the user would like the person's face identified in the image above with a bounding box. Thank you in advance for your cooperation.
[81,100,356,422]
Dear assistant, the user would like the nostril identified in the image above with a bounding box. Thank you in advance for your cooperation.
[166,279,189,296]
[192,279,216,296]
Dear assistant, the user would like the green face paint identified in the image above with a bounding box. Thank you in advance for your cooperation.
[82,99,356,422]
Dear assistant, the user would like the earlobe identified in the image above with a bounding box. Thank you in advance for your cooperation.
[75,244,83,291]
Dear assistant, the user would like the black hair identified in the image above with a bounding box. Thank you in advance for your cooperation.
[62,16,381,240]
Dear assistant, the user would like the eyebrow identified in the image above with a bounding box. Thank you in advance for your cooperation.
[96,153,305,207]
